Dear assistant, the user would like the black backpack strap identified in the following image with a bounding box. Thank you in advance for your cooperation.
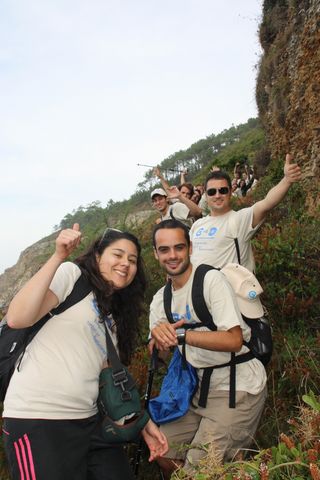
[169,206,175,221]
[50,271,92,316]
[192,264,217,330]
[163,279,174,324]
[198,351,255,408]
[228,211,241,265]
[28,270,92,339]
[229,352,236,408]
[198,367,214,407]
[234,238,241,265]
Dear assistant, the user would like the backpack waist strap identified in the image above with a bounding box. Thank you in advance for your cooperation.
[198,351,254,409]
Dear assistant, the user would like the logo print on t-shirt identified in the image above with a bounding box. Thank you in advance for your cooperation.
[195,227,218,238]
[172,304,192,323]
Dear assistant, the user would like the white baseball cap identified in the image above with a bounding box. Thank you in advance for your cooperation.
[221,263,264,318]
[151,188,167,199]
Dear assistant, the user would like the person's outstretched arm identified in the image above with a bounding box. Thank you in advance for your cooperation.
[6,224,82,328]
[252,154,302,228]
[153,166,171,193]
[180,169,188,184]
[167,186,202,219]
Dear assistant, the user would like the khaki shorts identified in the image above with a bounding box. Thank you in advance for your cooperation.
[160,386,267,465]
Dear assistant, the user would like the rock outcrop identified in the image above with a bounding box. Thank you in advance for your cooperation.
[256,0,320,210]
[0,234,55,312]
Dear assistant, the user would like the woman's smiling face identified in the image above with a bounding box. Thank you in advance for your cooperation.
[97,238,138,289]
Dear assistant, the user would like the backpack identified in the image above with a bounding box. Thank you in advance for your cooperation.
[163,264,273,409]
[0,271,92,402]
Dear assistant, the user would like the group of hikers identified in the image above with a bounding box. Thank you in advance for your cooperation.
[2,153,301,479]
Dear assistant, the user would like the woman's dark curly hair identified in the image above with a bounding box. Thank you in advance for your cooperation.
[75,229,146,365]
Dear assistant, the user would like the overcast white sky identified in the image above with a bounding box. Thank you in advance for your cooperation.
[0,0,262,274]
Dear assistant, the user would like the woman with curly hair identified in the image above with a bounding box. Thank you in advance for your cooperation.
[2,224,167,480]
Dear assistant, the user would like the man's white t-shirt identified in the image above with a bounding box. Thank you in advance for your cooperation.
[150,267,266,394]
[190,207,261,271]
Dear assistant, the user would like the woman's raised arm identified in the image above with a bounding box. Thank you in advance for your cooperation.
[6,224,82,329]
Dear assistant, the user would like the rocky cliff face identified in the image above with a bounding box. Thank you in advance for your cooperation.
[256,0,320,211]
[0,234,55,313]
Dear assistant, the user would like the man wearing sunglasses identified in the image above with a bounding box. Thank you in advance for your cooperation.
[190,154,301,271]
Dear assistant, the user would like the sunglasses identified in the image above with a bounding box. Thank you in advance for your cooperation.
[98,227,122,247]
[206,187,230,196]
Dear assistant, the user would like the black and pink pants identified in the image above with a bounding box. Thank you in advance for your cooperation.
[2,415,135,480]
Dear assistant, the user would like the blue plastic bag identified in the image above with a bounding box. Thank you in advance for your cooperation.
[148,348,198,424]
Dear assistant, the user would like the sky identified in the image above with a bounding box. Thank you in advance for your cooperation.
[0,0,262,274]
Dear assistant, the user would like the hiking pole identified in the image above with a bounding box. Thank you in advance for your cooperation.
[137,163,185,174]
[133,348,158,477]
[137,163,156,169]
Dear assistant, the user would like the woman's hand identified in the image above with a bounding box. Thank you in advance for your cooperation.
[55,223,82,261]
[141,419,168,461]
[6,223,82,328]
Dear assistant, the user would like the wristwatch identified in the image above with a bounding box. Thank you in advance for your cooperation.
[176,328,186,345]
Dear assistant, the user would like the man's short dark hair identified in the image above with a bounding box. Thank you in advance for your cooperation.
[152,219,191,248]
[205,170,232,190]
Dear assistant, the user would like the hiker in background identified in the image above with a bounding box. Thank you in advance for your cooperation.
[153,166,202,221]
[233,162,242,185]
[151,188,192,226]
[190,153,302,271]
[191,188,202,205]
[231,178,240,197]
[149,219,267,478]
[3,225,167,480]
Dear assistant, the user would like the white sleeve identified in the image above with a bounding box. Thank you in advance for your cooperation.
[203,270,242,332]
[149,287,168,330]
[49,262,82,305]
[171,202,190,220]
[235,207,263,241]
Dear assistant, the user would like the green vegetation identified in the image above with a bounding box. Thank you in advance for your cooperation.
[171,392,320,479]
[137,118,266,192]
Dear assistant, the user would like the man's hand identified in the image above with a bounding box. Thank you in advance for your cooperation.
[55,223,82,261]
[166,185,181,200]
[252,153,302,228]
[153,166,162,178]
[284,153,302,184]
[141,419,168,461]
[151,319,185,351]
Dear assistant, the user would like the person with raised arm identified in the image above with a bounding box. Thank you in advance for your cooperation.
[152,166,202,223]
[190,154,302,271]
